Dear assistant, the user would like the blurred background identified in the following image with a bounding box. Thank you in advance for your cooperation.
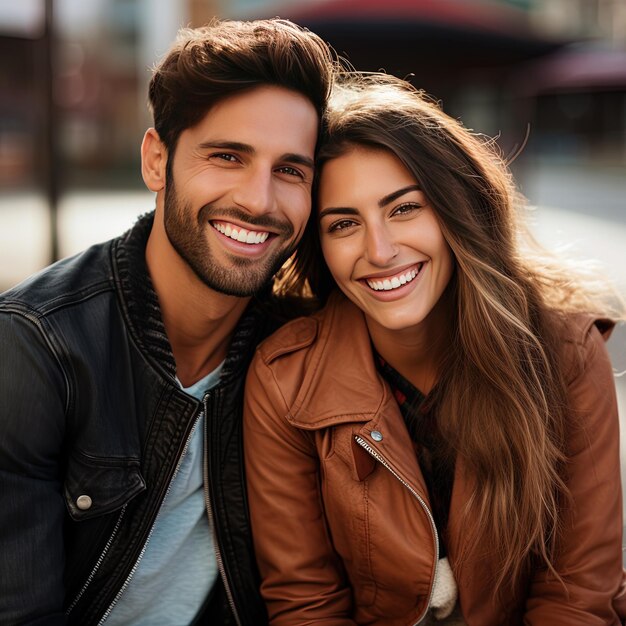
[1,0,625,543]
[1,0,624,284]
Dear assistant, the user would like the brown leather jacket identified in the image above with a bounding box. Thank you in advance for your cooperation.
[244,292,626,625]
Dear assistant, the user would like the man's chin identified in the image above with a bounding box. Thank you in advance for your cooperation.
[204,252,293,297]
[193,266,275,298]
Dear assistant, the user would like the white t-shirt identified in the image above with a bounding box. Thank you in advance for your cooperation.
[105,363,223,625]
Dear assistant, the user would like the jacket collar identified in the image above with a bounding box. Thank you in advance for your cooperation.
[287,291,391,428]
[281,290,433,502]
[112,211,273,384]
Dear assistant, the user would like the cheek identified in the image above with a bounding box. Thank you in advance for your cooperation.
[177,162,221,190]
[421,219,450,261]
[319,235,334,267]
[436,241,455,289]
[442,248,455,281]
[278,185,311,226]
[320,236,346,280]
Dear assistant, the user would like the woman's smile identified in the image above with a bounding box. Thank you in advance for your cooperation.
[362,262,424,292]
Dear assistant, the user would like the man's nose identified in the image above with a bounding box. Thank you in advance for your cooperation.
[231,166,276,216]
[365,226,399,267]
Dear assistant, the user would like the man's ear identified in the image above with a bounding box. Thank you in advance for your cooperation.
[141,128,168,192]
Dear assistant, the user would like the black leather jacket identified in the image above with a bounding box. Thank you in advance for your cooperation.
[0,213,271,625]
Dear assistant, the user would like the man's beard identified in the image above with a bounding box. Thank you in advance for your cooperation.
[163,178,297,297]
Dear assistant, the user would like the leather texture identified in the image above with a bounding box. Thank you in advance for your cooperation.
[0,213,270,625]
[244,291,626,626]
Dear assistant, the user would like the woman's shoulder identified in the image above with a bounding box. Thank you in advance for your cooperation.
[246,292,381,424]
[560,312,615,345]
[253,303,325,366]
[254,291,361,366]
[556,311,616,385]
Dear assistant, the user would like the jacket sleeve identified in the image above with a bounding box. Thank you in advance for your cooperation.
[0,311,69,625]
[243,352,356,626]
[525,322,626,625]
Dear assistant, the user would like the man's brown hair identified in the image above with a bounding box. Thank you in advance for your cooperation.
[148,18,335,156]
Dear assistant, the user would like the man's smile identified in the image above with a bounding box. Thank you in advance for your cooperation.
[211,220,271,245]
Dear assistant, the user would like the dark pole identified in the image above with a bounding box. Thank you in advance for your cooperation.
[43,0,60,263]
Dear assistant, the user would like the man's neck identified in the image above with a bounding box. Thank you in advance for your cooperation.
[146,233,250,388]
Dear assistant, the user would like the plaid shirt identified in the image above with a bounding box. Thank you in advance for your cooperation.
[376,356,454,557]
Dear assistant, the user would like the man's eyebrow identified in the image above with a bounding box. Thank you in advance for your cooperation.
[198,141,254,153]
[282,153,315,170]
[318,206,359,220]
[378,185,421,208]
[197,142,314,170]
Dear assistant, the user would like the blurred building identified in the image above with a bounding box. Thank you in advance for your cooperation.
[530,0,626,40]
[1,0,624,199]
[0,0,190,193]
[227,0,626,166]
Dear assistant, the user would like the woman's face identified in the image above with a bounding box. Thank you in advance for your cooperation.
[318,146,454,334]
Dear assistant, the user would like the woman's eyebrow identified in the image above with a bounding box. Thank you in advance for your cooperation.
[318,184,422,220]
[378,185,421,208]
[318,206,359,220]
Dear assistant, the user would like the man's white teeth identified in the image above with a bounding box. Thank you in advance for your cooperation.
[366,265,421,291]
[212,222,269,244]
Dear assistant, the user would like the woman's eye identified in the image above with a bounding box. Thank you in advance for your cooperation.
[328,219,356,233]
[392,202,422,216]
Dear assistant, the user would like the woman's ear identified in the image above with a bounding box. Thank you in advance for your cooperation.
[141,128,167,192]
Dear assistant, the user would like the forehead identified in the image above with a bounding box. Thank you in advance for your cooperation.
[181,85,319,156]
[319,147,417,202]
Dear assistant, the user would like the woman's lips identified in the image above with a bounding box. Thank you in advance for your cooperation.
[364,262,424,292]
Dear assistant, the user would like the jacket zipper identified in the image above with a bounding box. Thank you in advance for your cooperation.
[203,393,242,626]
[65,506,127,616]
[354,435,439,625]
[94,411,204,624]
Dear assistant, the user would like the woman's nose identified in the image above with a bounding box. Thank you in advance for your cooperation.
[365,226,399,266]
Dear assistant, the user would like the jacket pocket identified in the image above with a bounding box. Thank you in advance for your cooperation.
[320,428,378,608]
[63,450,146,521]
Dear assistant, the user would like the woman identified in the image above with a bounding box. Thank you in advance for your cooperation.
[243,73,626,625]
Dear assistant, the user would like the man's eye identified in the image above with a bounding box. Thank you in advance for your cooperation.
[276,166,304,178]
[211,153,239,163]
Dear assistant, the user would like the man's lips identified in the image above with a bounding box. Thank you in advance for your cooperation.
[362,262,425,292]
[211,220,272,245]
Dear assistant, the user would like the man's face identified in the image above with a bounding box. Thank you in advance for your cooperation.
[164,85,319,297]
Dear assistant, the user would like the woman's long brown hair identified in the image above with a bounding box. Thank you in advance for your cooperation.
[280,73,623,596]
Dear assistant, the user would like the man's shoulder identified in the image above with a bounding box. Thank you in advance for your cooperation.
[0,238,117,318]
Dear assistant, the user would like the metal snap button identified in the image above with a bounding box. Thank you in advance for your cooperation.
[370,430,383,442]
[76,495,93,511]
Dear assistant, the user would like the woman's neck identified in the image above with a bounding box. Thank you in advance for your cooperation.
[366,291,453,395]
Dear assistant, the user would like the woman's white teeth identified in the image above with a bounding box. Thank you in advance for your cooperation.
[212,222,269,244]
[366,266,421,291]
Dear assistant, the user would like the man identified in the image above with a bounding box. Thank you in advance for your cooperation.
[0,18,334,625]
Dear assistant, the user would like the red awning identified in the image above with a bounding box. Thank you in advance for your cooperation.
[268,0,535,38]
[243,0,568,86]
